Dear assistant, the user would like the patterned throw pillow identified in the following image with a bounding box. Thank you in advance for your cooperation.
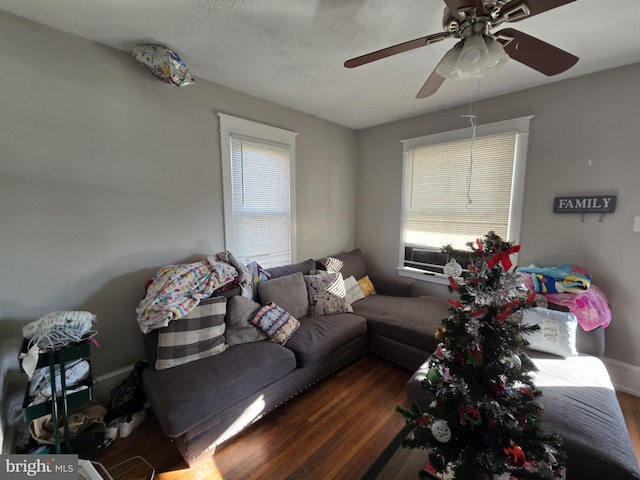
[343,275,366,304]
[250,302,300,345]
[156,296,228,370]
[304,271,353,316]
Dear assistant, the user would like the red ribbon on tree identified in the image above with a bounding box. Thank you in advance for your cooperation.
[416,414,431,426]
[469,307,489,318]
[496,299,522,321]
[486,245,521,271]
[504,444,526,467]
[525,289,537,306]
[423,463,439,475]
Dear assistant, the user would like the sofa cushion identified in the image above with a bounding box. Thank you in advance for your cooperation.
[284,313,367,367]
[156,296,228,370]
[354,295,449,351]
[317,249,367,280]
[225,295,268,346]
[576,325,605,357]
[258,272,309,319]
[143,341,297,437]
[250,302,300,345]
[304,271,353,316]
[264,258,316,279]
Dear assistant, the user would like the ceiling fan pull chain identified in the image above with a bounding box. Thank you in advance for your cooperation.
[461,72,483,209]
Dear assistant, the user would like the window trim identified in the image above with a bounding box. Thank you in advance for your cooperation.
[218,113,298,264]
[398,115,533,284]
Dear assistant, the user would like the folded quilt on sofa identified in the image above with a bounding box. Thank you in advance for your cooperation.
[137,252,249,334]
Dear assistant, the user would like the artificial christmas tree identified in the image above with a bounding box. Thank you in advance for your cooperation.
[398,232,565,480]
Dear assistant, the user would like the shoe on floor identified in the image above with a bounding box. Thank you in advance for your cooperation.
[105,419,120,441]
[119,409,146,438]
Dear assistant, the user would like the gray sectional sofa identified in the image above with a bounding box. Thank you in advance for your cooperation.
[141,249,639,478]
[141,250,448,466]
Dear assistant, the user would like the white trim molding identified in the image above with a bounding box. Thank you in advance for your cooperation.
[603,357,640,396]
[217,113,298,266]
[398,266,457,286]
[93,364,135,403]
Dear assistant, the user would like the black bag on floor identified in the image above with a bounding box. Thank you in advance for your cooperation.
[104,361,148,424]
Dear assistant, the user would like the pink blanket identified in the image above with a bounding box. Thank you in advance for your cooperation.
[520,274,611,331]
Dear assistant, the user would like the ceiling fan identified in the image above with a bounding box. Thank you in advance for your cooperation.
[344,0,579,98]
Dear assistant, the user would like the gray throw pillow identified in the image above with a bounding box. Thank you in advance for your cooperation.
[264,258,315,279]
[258,272,309,319]
[225,296,268,346]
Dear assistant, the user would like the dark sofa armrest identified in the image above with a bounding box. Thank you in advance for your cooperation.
[368,271,415,297]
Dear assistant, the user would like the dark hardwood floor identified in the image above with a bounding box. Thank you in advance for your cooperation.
[84,355,640,480]
[619,390,640,466]
[85,354,411,480]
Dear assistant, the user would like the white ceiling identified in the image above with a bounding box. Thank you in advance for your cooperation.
[2,0,640,129]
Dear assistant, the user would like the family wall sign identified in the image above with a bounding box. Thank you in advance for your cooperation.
[553,195,617,214]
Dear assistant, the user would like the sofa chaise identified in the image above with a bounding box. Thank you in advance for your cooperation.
[407,315,640,480]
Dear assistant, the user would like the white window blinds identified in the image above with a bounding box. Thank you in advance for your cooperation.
[230,135,292,267]
[404,132,516,250]
[401,116,531,256]
[218,113,298,270]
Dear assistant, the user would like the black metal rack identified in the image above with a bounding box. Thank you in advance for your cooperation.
[21,340,93,454]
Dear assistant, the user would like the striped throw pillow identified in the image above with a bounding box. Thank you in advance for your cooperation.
[156,296,228,370]
[250,302,300,345]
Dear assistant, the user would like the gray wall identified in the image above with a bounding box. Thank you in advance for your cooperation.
[0,11,357,386]
[355,62,640,369]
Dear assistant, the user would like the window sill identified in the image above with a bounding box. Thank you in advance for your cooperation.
[397,266,460,286]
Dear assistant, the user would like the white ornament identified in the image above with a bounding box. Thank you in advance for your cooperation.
[430,419,452,443]
[501,354,522,369]
[465,318,481,337]
[444,258,463,278]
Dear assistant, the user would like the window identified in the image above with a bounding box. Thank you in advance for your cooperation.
[219,113,298,269]
[399,116,532,281]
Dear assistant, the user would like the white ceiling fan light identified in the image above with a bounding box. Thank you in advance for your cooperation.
[458,33,489,72]
[483,35,509,71]
[436,34,508,79]
[436,43,464,79]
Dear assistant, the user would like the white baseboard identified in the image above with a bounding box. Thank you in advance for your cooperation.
[93,364,134,404]
[603,357,640,397]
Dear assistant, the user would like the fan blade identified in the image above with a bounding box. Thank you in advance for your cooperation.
[496,28,578,76]
[443,0,485,19]
[416,69,445,99]
[500,0,577,22]
[344,32,451,68]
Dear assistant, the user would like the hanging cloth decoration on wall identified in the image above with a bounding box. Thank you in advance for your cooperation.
[130,44,195,87]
